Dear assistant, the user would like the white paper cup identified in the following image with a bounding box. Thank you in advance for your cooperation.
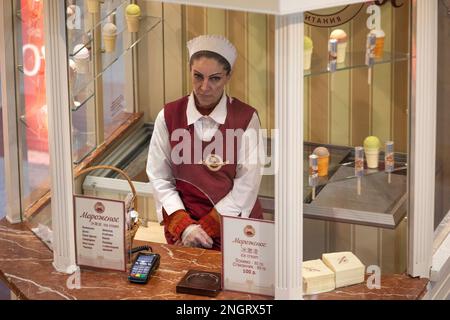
[336,42,347,64]
[364,148,379,169]
[304,49,313,70]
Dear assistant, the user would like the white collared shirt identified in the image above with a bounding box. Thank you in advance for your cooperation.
[146,92,263,222]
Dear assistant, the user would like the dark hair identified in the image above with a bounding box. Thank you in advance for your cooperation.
[189,50,232,75]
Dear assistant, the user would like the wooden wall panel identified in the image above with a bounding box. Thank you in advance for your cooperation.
[186,6,206,45]
[304,218,327,260]
[372,63,392,143]
[354,225,380,268]
[206,8,226,36]
[248,13,268,129]
[382,4,393,53]
[327,23,352,145]
[310,26,330,144]
[372,5,393,142]
[163,4,184,103]
[185,6,206,93]
[350,4,372,146]
[329,222,353,253]
[137,1,164,122]
[330,70,351,145]
[392,3,410,153]
[330,24,351,146]
[227,11,248,102]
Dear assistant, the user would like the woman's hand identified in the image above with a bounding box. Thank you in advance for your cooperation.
[181,224,213,248]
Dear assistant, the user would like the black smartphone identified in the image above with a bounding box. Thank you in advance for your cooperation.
[128,252,160,284]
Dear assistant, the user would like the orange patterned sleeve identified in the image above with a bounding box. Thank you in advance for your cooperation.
[199,208,221,239]
[164,210,197,241]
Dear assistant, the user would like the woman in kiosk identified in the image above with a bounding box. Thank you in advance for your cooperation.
[147,35,263,251]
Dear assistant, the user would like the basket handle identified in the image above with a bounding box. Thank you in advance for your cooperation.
[78,165,138,211]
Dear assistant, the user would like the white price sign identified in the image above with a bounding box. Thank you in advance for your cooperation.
[74,195,126,271]
[221,216,275,297]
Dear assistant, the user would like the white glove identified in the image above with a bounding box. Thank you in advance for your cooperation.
[181,224,213,249]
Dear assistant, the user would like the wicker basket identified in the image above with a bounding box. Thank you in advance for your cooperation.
[78,165,140,268]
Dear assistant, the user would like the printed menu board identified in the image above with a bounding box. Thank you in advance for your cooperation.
[74,195,126,271]
[221,216,275,296]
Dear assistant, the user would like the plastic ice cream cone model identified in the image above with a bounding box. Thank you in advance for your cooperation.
[67,5,77,22]
[69,59,77,84]
[313,147,330,177]
[370,29,385,59]
[73,44,90,74]
[103,22,118,53]
[304,36,313,71]
[86,0,100,14]
[363,136,381,169]
[126,4,141,33]
[329,29,348,64]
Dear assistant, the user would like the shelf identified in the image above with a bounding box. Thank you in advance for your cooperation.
[72,92,95,112]
[18,64,95,113]
[310,159,407,189]
[69,0,129,57]
[70,70,96,112]
[304,51,410,77]
[258,143,408,228]
[71,15,162,98]
[73,144,97,165]
[302,142,407,190]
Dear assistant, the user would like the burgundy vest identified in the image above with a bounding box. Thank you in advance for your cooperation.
[163,96,263,246]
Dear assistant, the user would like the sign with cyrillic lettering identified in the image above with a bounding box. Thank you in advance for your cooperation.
[74,195,126,271]
[221,216,275,296]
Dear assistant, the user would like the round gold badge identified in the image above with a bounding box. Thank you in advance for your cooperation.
[202,154,227,172]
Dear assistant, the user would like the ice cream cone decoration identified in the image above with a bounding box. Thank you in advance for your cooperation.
[304,36,313,71]
[313,147,330,177]
[370,29,385,59]
[363,136,381,169]
[329,29,348,64]
[103,22,117,53]
[126,4,141,33]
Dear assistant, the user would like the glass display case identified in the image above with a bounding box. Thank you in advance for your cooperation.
[66,0,160,163]
[75,1,411,274]
[300,2,411,273]
[13,0,51,213]
[12,0,162,246]
[2,0,442,300]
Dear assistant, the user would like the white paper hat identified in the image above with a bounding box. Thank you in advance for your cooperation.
[187,35,237,69]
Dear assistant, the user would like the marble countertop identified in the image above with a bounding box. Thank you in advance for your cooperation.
[0,219,428,300]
